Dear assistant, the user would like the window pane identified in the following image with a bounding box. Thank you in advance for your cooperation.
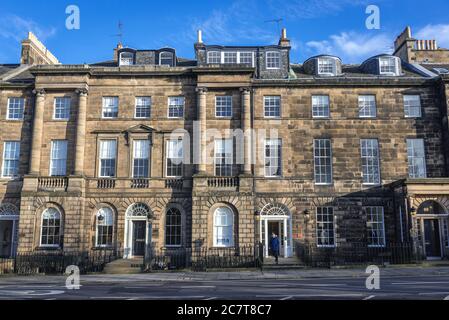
[215,139,233,176]
[404,95,422,118]
[133,140,150,178]
[207,51,221,64]
[165,208,182,246]
[318,58,335,75]
[314,139,332,184]
[360,139,380,184]
[215,96,232,117]
[359,95,377,118]
[214,207,233,247]
[168,97,185,118]
[99,140,117,177]
[366,207,386,247]
[41,208,61,246]
[120,52,134,66]
[166,140,183,177]
[407,139,426,178]
[160,52,174,66]
[266,51,281,69]
[265,139,282,177]
[50,140,68,176]
[96,207,113,246]
[54,97,71,120]
[7,98,25,120]
[240,52,253,64]
[312,96,330,118]
[316,207,335,246]
[2,142,20,178]
[380,57,397,74]
[135,97,151,118]
[264,96,281,118]
[102,97,118,118]
[223,52,237,64]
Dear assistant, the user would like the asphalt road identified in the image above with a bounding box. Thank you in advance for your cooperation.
[1,273,449,300]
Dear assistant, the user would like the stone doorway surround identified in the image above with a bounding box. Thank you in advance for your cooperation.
[0,204,19,258]
[123,203,152,259]
[405,179,449,260]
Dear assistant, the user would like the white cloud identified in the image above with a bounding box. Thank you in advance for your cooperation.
[305,31,393,63]
[0,14,56,43]
[268,0,372,19]
[415,24,449,49]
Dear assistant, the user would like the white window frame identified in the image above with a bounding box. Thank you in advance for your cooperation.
[316,207,336,248]
[102,97,119,119]
[360,139,381,185]
[366,206,386,248]
[119,52,134,66]
[207,51,221,64]
[1,141,20,178]
[213,207,234,248]
[404,95,422,118]
[264,139,282,178]
[214,139,233,177]
[358,95,377,118]
[134,97,152,119]
[159,51,174,66]
[407,139,427,178]
[239,52,254,66]
[314,139,333,185]
[95,207,114,248]
[312,95,330,118]
[215,96,233,118]
[132,140,150,178]
[165,207,182,247]
[6,97,25,120]
[98,140,117,178]
[49,140,68,177]
[379,56,399,76]
[53,97,71,120]
[166,139,184,178]
[223,52,238,64]
[168,96,185,119]
[266,51,281,69]
[264,96,281,118]
[317,58,336,76]
[40,208,62,248]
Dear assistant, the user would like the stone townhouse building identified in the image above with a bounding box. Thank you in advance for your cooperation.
[0,26,449,262]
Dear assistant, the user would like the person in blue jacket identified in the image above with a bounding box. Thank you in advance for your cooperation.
[270,233,280,264]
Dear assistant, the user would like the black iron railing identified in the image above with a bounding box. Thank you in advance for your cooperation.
[296,242,422,268]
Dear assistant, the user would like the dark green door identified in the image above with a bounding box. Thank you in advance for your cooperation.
[424,219,441,257]
[132,221,146,256]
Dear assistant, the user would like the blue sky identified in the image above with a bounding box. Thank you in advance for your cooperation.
[1,0,449,64]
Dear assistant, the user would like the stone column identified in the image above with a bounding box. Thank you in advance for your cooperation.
[241,88,252,174]
[29,89,46,175]
[197,87,207,174]
[74,89,88,175]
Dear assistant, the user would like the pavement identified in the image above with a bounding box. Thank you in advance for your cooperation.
[1,266,449,300]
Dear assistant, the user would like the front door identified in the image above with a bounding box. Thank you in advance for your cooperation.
[132,221,146,256]
[0,220,13,258]
[424,219,441,258]
[267,221,284,257]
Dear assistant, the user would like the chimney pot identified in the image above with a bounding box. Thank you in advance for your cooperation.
[281,28,287,39]
[197,30,203,44]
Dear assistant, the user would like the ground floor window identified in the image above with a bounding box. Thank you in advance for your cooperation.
[165,208,182,247]
[443,219,449,248]
[316,207,335,247]
[366,206,386,247]
[96,207,114,247]
[213,207,234,247]
[40,208,62,248]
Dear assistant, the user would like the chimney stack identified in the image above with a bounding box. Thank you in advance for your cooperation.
[197,30,203,44]
[278,28,290,47]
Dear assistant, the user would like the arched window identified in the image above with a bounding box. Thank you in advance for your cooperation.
[40,208,62,247]
[165,208,182,247]
[96,207,114,247]
[159,52,174,67]
[120,52,134,66]
[213,207,234,247]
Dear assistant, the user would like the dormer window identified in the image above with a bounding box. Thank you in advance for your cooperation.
[266,51,281,69]
[318,58,336,76]
[207,51,221,64]
[119,52,134,66]
[379,57,398,75]
[160,52,174,67]
[224,52,238,64]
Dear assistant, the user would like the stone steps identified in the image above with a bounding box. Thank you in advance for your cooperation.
[103,258,145,274]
